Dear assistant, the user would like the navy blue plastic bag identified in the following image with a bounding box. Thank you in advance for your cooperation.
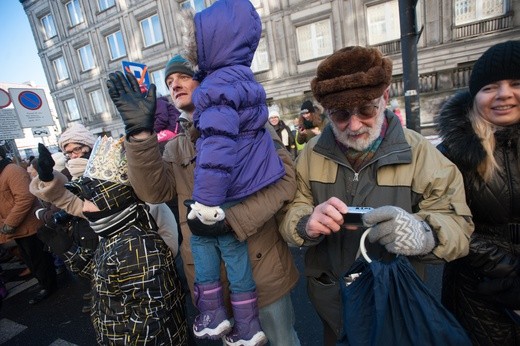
[341,232,471,346]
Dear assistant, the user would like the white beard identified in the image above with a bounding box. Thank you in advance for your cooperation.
[331,112,385,151]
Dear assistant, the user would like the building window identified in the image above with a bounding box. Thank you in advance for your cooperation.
[181,0,206,12]
[66,0,84,27]
[98,0,115,11]
[78,44,95,71]
[53,57,69,81]
[454,0,507,25]
[366,0,400,45]
[106,31,127,60]
[41,14,57,40]
[64,98,80,121]
[296,19,333,62]
[251,37,269,73]
[89,89,107,114]
[140,14,163,47]
[151,70,168,97]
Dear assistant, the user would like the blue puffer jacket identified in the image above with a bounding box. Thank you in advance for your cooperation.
[191,0,285,206]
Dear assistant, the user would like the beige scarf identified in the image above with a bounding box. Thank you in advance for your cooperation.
[66,158,88,180]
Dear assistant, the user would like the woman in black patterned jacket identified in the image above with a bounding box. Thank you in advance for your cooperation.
[38,136,188,345]
[435,40,520,345]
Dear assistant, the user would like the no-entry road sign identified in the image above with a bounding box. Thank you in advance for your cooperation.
[8,88,54,127]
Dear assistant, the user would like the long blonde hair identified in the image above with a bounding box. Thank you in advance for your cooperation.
[469,99,499,182]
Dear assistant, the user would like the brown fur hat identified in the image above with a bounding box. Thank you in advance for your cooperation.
[311,46,393,110]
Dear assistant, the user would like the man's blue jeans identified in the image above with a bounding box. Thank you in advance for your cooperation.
[191,232,255,293]
[259,293,301,346]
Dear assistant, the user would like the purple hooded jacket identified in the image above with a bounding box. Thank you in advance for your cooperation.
[191,0,285,206]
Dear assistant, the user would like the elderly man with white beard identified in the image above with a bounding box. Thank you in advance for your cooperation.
[279,45,474,346]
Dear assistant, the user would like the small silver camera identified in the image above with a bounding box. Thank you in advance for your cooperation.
[343,207,373,226]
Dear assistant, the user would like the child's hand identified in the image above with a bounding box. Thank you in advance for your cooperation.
[187,201,225,225]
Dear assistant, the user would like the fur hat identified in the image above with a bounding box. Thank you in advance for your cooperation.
[300,100,315,115]
[58,123,97,152]
[0,146,6,159]
[469,40,520,96]
[163,54,194,86]
[311,46,393,110]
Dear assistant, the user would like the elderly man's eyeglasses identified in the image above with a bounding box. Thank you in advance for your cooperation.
[64,145,85,157]
[328,104,380,122]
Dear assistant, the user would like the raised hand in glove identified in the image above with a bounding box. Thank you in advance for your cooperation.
[37,143,55,182]
[184,200,231,237]
[187,200,225,225]
[477,276,520,310]
[362,206,435,256]
[106,71,156,136]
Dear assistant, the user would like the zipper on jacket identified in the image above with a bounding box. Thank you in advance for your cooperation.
[353,172,359,181]
[504,139,514,216]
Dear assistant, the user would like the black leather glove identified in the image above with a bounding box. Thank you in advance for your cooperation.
[37,143,55,182]
[184,200,232,237]
[107,71,156,136]
[477,276,520,310]
[37,224,73,255]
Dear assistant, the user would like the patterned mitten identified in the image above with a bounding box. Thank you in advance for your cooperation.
[362,206,435,256]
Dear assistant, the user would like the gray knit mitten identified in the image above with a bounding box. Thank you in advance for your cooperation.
[362,206,435,256]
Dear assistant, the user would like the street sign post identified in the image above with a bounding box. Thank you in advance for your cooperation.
[0,88,11,109]
[0,108,25,140]
[122,60,150,90]
[8,88,54,127]
[31,127,50,137]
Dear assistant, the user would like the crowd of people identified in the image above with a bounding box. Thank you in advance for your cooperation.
[1,0,518,343]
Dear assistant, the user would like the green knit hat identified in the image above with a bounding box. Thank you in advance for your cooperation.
[164,54,194,86]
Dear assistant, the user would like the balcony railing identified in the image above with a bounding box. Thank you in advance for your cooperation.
[453,14,513,39]
[373,40,402,55]
[390,65,473,98]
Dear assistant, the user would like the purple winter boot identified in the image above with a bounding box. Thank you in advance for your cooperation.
[193,282,232,339]
[225,291,267,346]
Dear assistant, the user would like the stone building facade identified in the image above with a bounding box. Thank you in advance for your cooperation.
[20,0,520,137]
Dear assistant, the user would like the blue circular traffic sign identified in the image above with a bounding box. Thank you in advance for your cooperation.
[18,91,42,110]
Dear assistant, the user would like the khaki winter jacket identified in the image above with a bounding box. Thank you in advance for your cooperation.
[125,131,300,308]
[0,161,43,243]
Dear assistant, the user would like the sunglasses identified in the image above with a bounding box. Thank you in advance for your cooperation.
[328,104,380,122]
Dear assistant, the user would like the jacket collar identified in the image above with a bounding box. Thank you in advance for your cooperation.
[435,91,485,172]
[313,110,411,169]
[0,158,12,174]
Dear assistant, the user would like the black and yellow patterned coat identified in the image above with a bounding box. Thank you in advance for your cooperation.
[91,218,188,345]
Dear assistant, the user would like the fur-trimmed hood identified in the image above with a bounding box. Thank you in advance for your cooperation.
[434,91,486,172]
[180,0,261,76]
